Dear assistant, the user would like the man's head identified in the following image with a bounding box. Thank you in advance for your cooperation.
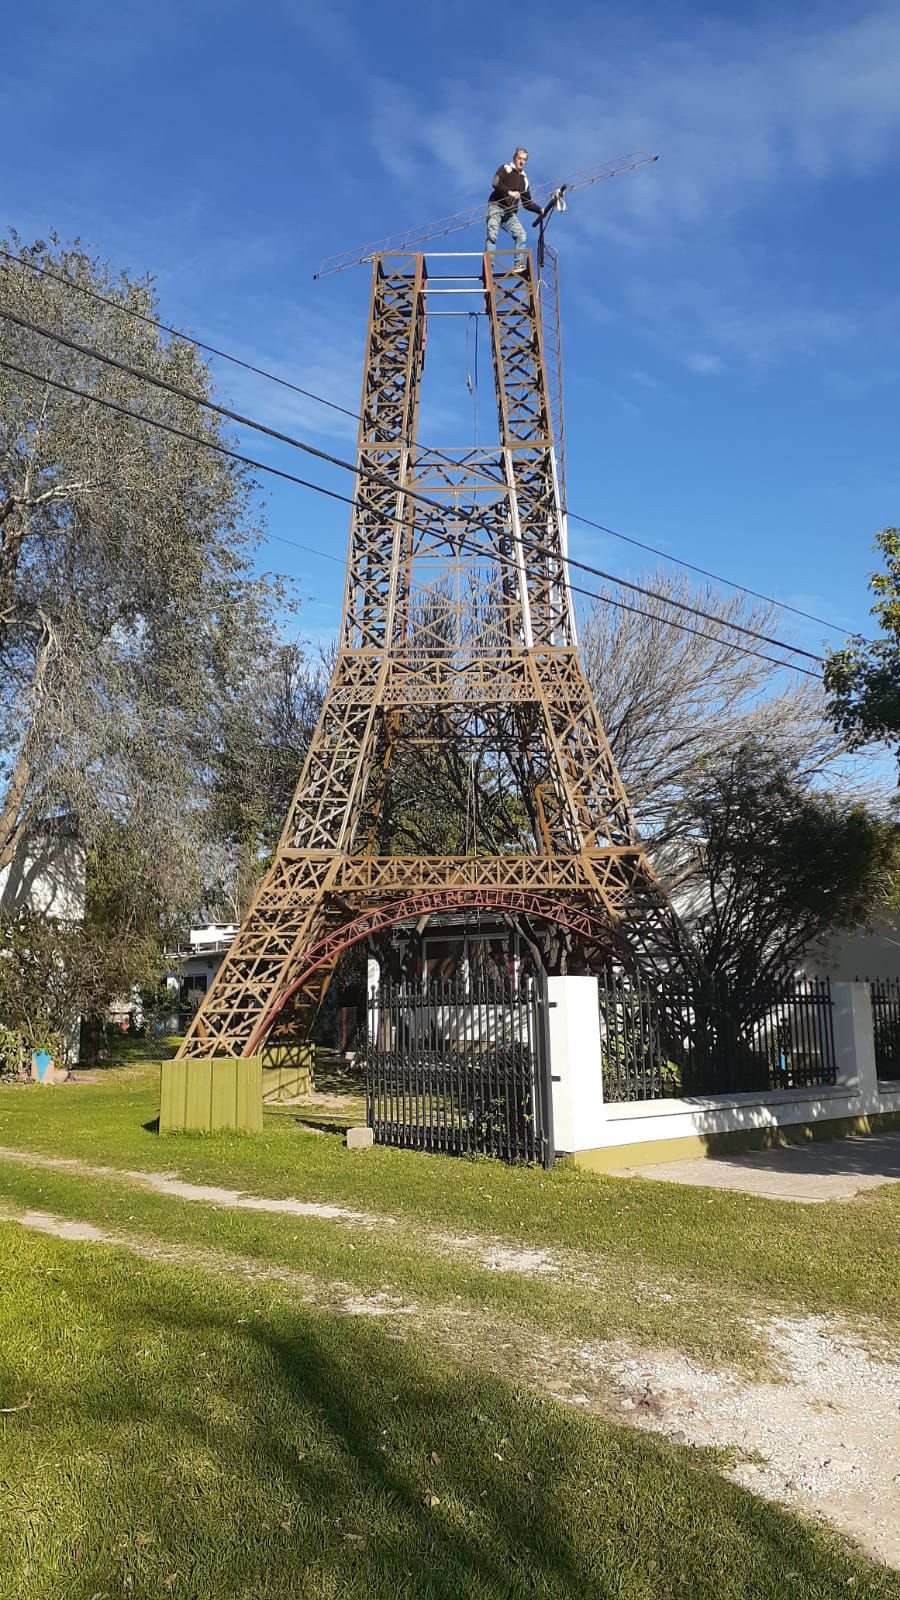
[513,147,528,171]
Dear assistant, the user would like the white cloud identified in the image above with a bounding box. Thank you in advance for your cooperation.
[280,0,360,62]
[220,311,364,446]
[685,352,724,375]
[610,391,641,418]
[365,6,900,235]
[638,284,859,372]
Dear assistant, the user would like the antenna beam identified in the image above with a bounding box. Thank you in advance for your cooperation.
[314,152,659,279]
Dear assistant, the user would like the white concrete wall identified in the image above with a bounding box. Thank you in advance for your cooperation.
[547,975,605,1154]
[548,977,900,1159]
[803,913,900,982]
[0,828,85,921]
[596,1079,900,1154]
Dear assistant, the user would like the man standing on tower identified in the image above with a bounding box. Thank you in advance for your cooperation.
[486,147,542,273]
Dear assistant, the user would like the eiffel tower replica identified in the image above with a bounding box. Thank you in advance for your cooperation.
[178,250,687,1063]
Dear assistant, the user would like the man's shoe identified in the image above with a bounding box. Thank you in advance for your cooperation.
[513,262,528,275]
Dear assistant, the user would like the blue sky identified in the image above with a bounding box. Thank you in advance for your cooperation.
[3,0,899,663]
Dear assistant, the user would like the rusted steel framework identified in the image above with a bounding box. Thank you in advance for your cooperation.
[243,887,626,1058]
[178,250,686,1061]
[536,244,567,508]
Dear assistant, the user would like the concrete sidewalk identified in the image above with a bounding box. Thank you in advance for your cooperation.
[610,1131,900,1202]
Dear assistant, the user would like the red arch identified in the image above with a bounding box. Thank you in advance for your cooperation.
[243,887,622,1056]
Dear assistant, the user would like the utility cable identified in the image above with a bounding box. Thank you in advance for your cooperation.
[566,508,846,636]
[0,324,822,671]
[0,245,360,426]
[0,246,855,639]
[0,302,825,666]
[0,349,821,680]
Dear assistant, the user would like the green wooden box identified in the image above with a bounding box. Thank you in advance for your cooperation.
[261,1040,315,1102]
[159,1055,263,1133]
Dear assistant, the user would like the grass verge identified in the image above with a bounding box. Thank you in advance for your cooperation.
[0,1064,898,1333]
[1,1223,896,1600]
[0,1155,759,1368]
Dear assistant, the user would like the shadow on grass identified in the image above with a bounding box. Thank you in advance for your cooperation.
[312,1050,366,1097]
[2,1230,893,1600]
[263,1107,351,1138]
[291,1116,351,1138]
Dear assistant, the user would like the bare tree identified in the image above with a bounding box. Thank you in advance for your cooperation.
[579,572,872,860]
[204,640,326,918]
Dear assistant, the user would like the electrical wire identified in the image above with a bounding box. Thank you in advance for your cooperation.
[0,245,855,639]
[566,508,846,635]
[0,302,825,666]
[0,245,360,426]
[0,349,821,679]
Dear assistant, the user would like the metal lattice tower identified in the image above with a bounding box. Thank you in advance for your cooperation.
[178,250,686,1061]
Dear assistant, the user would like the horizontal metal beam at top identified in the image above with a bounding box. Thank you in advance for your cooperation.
[368,251,526,266]
[379,251,496,258]
[358,443,548,454]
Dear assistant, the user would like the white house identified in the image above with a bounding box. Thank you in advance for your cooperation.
[0,822,86,1066]
[0,822,86,921]
[162,922,238,1031]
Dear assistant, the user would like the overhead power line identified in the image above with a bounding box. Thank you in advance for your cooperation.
[0,349,821,681]
[566,509,845,636]
[0,245,360,426]
[0,302,825,668]
[0,245,855,639]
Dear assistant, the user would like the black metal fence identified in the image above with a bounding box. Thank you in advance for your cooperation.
[868,978,900,1082]
[599,969,836,1102]
[364,977,554,1166]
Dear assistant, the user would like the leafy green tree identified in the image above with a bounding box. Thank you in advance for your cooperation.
[679,742,900,1012]
[0,232,282,920]
[0,908,134,1065]
[825,528,900,762]
[0,820,186,1065]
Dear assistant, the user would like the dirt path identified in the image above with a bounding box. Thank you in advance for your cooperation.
[0,1146,605,1280]
[530,1320,900,1571]
[3,1197,898,1570]
[0,1145,390,1226]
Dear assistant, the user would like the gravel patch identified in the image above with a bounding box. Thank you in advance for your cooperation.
[535,1315,900,1569]
[436,1231,565,1277]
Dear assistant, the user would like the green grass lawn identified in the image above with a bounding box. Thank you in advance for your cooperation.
[1,1062,899,1596]
[0,1062,897,1336]
[1,1224,896,1600]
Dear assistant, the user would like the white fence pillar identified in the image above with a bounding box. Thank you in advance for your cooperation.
[830,980,880,1113]
[547,975,605,1155]
[367,956,381,1045]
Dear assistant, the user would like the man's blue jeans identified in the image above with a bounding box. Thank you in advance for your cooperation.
[485,202,527,268]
